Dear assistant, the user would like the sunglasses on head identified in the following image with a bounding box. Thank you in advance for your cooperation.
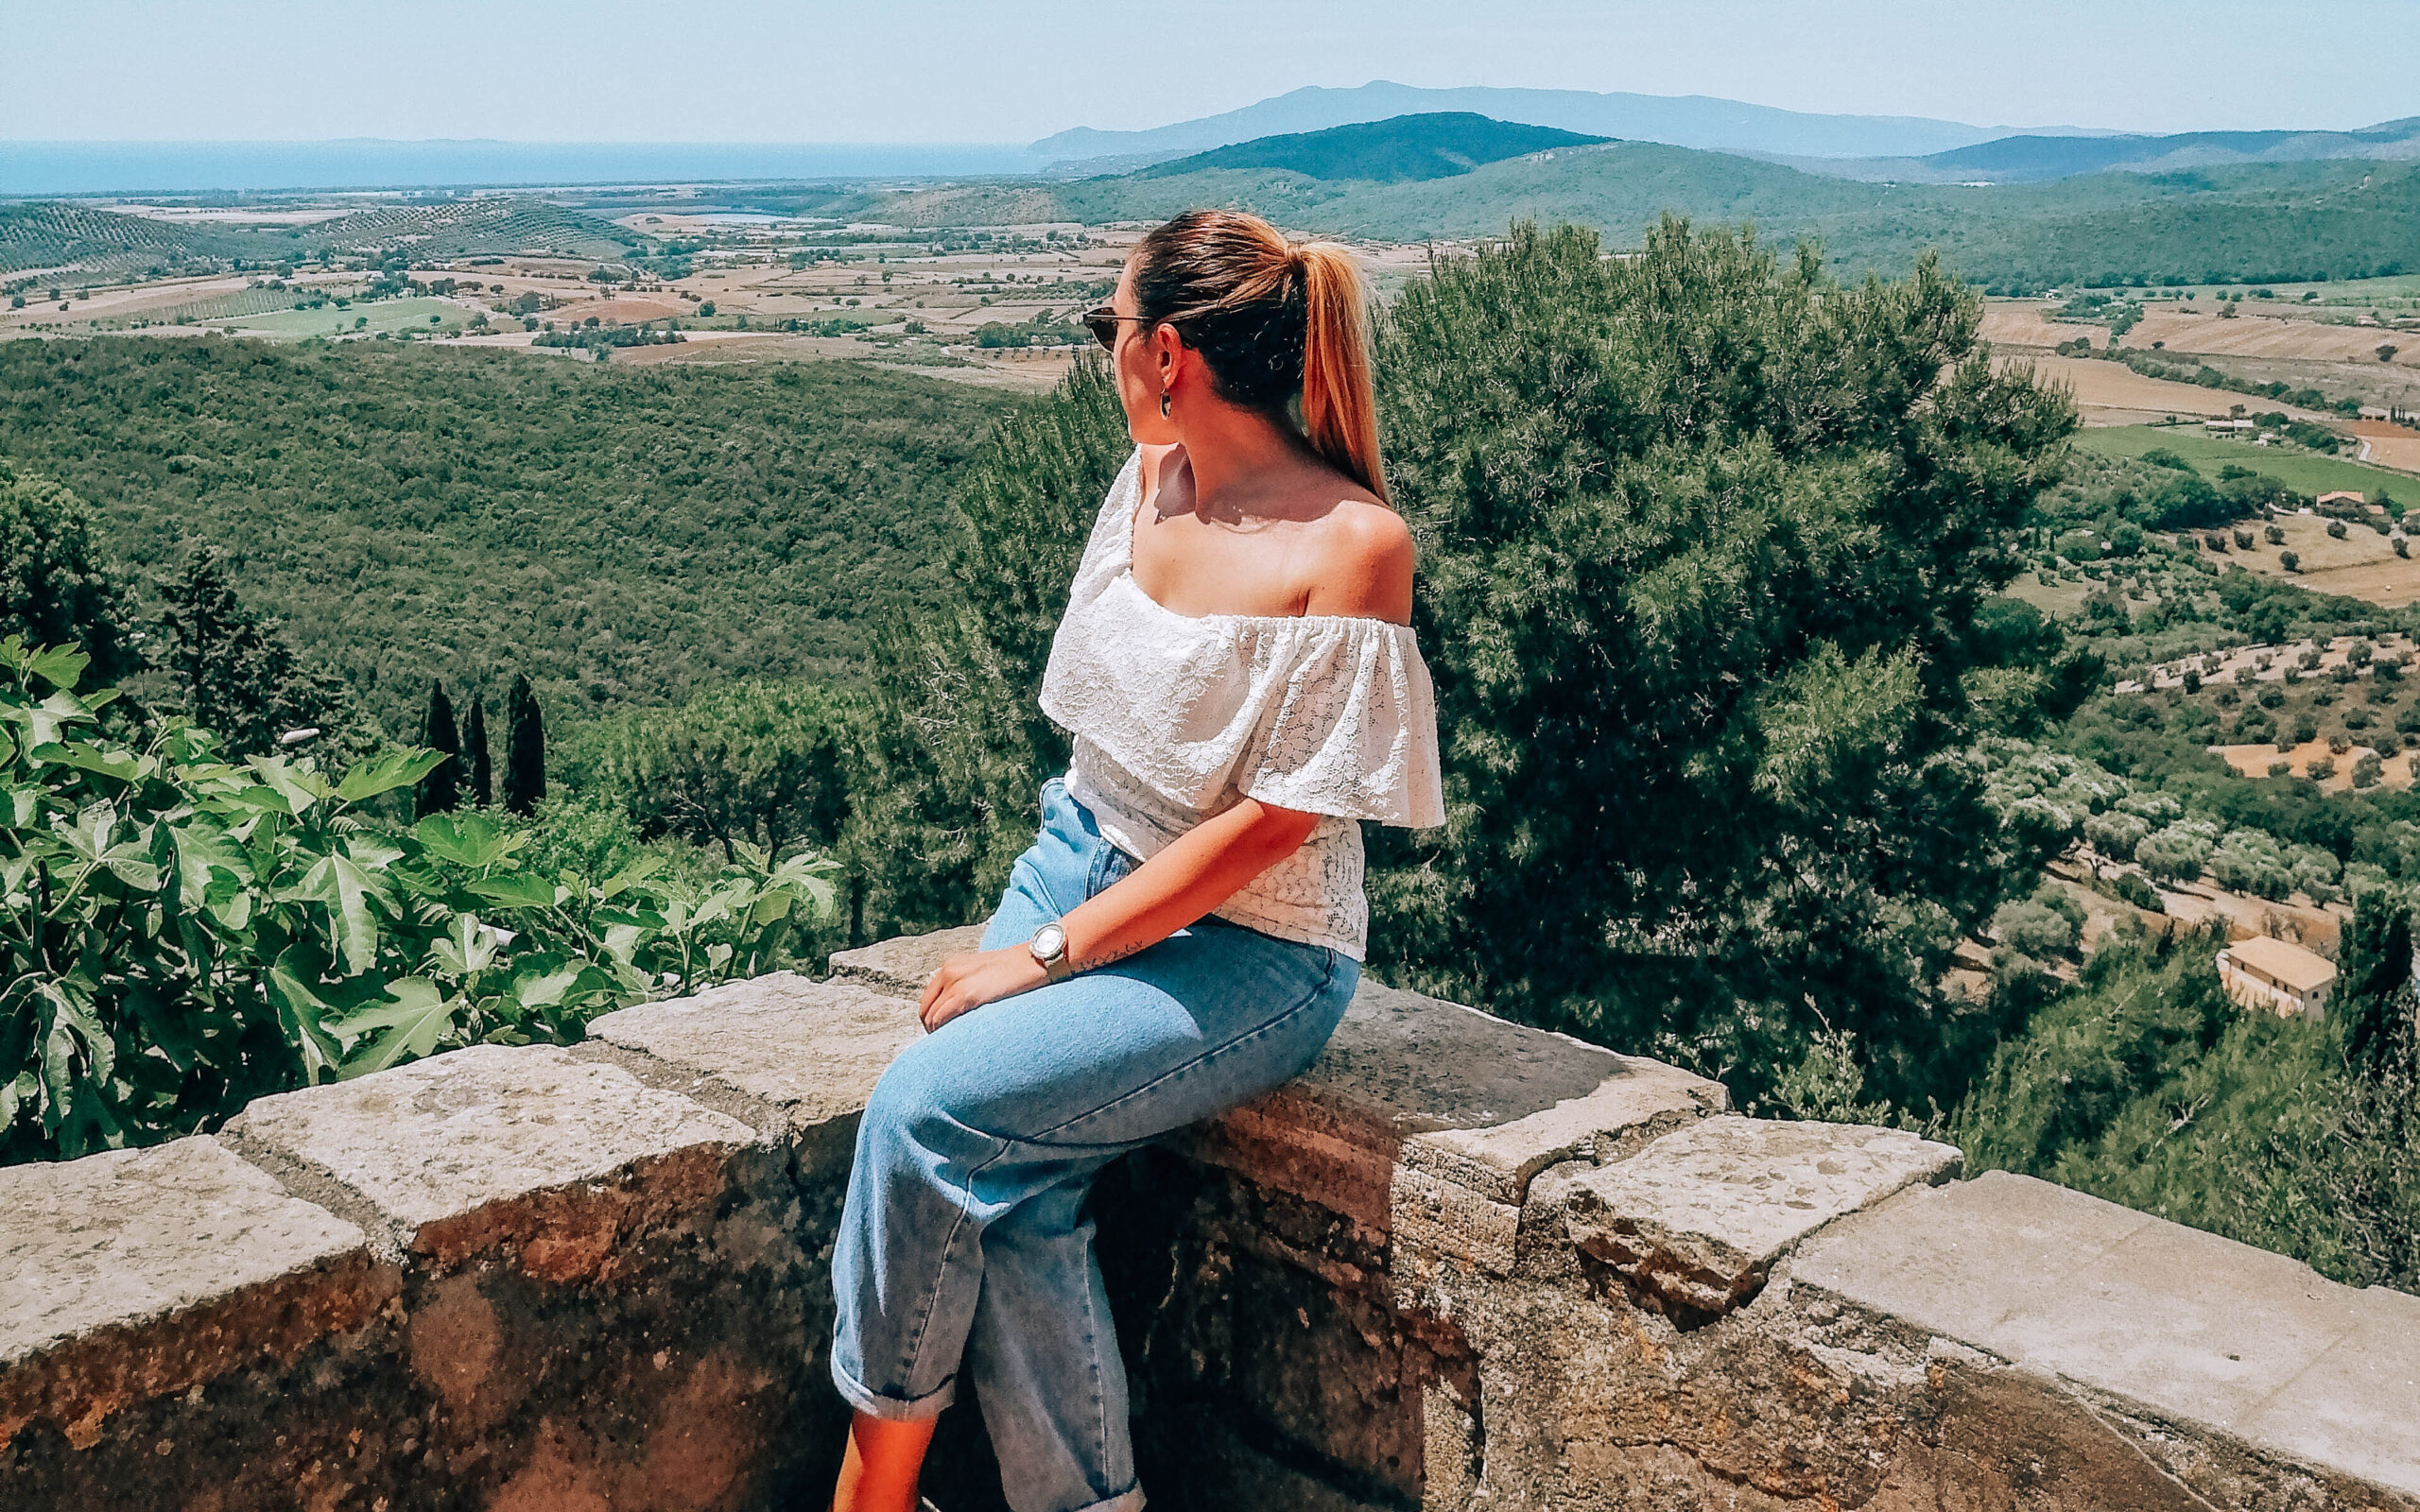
[1080,304,1159,352]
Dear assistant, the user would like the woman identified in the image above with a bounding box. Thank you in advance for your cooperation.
[828,209,1444,1512]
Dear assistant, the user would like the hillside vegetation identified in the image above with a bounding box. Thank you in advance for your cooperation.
[834,137,2420,290]
[1138,112,1606,182]
[0,339,1010,730]
[0,196,632,277]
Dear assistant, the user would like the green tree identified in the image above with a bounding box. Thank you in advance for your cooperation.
[2340,888,2414,1074]
[153,546,351,757]
[1364,219,2076,1110]
[502,673,545,816]
[463,693,493,807]
[850,356,1130,936]
[576,680,852,864]
[416,680,461,818]
[0,460,136,683]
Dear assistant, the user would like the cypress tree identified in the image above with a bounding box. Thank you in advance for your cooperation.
[463,694,493,808]
[415,679,460,817]
[2342,888,2415,1075]
[502,674,545,816]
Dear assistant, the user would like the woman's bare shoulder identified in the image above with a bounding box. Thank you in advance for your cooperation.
[1306,498,1415,624]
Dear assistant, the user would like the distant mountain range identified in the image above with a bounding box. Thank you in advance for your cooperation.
[1138,114,1607,183]
[1038,82,2420,187]
[817,112,2420,292]
[1775,117,2420,183]
[1031,81,2108,167]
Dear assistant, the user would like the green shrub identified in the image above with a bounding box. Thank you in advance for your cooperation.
[2106,869,2162,911]
[0,641,837,1164]
[1992,898,2077,959]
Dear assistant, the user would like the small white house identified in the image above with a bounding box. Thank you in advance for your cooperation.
[2217,935,2336,1022]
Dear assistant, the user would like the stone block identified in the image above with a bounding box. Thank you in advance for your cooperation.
[0,1137,387,1452]
[1187,981,1723,1271]
[2233,1278,2420,1498]
[827,924,985,997]
[225,1043,757,1276]
[586,971,924,1168]
[1789,1169,2419,1498]
[1547,1115,1961,1314]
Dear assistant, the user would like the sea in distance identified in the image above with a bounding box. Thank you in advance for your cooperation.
[0,140,1045,196]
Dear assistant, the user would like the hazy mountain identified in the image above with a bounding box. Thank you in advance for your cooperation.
[1135,114,1608,183]
[1772,118,2420,184]
[1921,118,2420,180]
[1030,81,2106,167]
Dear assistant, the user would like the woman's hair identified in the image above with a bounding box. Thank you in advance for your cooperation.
[1130,209,1387,501]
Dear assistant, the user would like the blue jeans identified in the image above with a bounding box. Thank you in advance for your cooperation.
[831,777,1358,1512]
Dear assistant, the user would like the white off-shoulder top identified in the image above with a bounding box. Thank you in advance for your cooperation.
[1038,449,1445,959]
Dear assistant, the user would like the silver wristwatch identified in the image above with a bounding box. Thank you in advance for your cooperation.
[1028,919,1075,982]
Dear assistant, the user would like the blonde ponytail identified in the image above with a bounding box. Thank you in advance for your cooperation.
[1130,209,1392,503]
[1292,243,1387,502]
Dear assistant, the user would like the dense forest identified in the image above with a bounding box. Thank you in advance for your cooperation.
[0,340,1011,730]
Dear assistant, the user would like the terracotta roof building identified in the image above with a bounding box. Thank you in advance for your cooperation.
[2216,934,2336,1021]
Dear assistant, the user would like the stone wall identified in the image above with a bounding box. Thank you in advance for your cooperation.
[4,928,2414,1511]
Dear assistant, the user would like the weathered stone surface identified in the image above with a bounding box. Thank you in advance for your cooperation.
[1548,1115,1961,1314]
[2235,1281,2420,1499]
[828,923,984,996]
[586,971,922,1162]
[16,927,2420,1512]
[225,1042,757,1273]
[1789,1168,2420,1498]
[0,1138,388,1454]
[1190,981,1723,1271]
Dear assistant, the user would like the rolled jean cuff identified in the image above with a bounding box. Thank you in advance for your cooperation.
[830,1356,956,1421]
[1064,1488,1146,1512]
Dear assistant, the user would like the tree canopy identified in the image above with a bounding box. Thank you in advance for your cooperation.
[1366,220,2075,1108]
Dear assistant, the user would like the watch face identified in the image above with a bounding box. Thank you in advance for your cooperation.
[1032,921,1066,959]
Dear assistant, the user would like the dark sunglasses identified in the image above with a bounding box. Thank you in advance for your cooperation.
[1080,304,1157,352]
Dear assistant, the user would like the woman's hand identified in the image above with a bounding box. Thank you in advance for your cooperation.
[918,946,1049,1033]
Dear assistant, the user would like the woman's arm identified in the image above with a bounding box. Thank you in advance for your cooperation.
[915,798,1319,1031]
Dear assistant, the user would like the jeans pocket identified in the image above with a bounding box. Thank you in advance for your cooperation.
[1084,836,1134,899]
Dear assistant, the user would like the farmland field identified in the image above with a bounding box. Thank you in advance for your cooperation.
[2350,421,2420,472]
[2074,424,2413,496]
[219,296,481,340]
[2187,509,2419,606]
[2003,352,2336,425]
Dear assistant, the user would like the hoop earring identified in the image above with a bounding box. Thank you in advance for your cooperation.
[1159,387,1172,419]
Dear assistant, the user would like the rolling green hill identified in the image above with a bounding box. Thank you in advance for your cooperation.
[0,339,1011,730]
[1136,113,1608,183]
[832,146,2420,291]
[0,196,633,277]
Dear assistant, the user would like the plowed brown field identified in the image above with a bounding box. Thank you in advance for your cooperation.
[2349,421,2420,472]
[1983,302,2414,368]
[1995,353,2334,426]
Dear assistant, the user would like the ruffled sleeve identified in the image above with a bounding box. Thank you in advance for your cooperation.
[1238,620,1445,828]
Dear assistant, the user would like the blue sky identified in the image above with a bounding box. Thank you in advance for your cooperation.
[8,0,2415,143]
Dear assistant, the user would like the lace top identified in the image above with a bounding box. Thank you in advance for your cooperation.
[1037,449,1445,959]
